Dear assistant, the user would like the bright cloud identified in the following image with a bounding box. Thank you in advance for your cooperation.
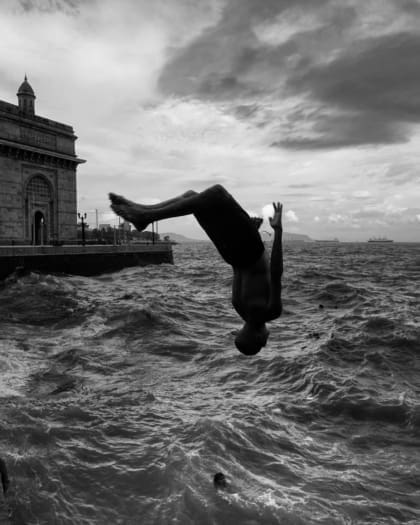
[353,190,371,199]
[262,204,275,220]
[328,214,345,223]
[285,210,299,223]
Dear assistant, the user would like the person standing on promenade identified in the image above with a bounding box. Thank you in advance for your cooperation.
[109,185,283,356]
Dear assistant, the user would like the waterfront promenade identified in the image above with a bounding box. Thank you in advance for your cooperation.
[0,242,173,280]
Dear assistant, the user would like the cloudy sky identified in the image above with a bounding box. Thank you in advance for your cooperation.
[1,0,419,241]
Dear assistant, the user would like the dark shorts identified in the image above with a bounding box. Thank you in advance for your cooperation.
[194,186,265,268]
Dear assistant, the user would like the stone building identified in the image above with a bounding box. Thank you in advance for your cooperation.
[0,77,85,245]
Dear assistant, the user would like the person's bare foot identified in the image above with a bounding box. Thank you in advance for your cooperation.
[109,193,151,232]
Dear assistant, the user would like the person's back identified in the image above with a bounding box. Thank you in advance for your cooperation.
[232,254,271,324]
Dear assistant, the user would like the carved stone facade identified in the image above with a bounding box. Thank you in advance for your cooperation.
[0,77,85,245]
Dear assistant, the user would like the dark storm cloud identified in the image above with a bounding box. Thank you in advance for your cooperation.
[277,31,420,149]
[275,110,409,150]
[158,29,269,100]
[399,0,420,16]
[158,0,420,150]
[158,0,331,100]
[17,0,81,13]
[384,163,420,184]
[287,32,420,122]
[233,103,260,120]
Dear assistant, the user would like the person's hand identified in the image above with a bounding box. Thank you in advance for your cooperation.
[269,202,283,231]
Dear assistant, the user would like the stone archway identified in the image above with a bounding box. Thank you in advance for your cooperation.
[33,210,47,245]
[25,175,54,245]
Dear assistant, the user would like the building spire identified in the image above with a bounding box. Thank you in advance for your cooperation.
[17,75,36,116]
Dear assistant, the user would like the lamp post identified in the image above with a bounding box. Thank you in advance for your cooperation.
[78,212,87,246]
[151,221,159,244]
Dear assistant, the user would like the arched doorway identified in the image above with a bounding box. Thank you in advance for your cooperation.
[33,210,47,245]
[25,175,54,244]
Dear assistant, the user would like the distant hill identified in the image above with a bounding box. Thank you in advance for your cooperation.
[283,232,313,242]
[163,231,314,243]
[260,231,313,242]
[161,232,205,243]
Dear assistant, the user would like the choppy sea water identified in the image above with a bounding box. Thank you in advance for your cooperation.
[0,242,419,525]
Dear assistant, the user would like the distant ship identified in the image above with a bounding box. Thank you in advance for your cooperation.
[368,237,394,243]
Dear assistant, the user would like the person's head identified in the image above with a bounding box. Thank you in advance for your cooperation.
[213,472,227,489]
[234,323,269,355]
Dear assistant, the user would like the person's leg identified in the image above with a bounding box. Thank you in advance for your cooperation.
[130,190,198,209]
[109,185,225,231]
[110,184,265,268]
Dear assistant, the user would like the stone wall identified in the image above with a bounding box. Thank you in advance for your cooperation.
[0,156,23,241]
[57,166,77,241]
[0,156,79,244]
[0,244,174,280]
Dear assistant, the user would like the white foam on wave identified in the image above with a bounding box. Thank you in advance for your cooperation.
[0,341,34,397]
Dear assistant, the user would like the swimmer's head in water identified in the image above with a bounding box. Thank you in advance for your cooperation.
[234,323,269,355]
[213,472,227,489]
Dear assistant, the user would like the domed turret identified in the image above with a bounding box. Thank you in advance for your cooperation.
[17,75,36,116]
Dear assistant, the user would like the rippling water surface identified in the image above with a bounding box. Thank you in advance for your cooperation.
[0,242,419,524]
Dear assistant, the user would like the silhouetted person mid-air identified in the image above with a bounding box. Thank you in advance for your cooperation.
[109,185,283,355]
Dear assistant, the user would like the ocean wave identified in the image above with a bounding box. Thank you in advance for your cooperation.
[363,316,397,331]
[26,366,80,397]
[320,314,420,360]
[361,318,420,352]
[51,347,88,368]
[316,281,366,307]
[296,360,420,428]
[364,333,420,354]
[300,268,343,280]
[0,272,91,326]
[320,394,414,425]
[1,242,420,524]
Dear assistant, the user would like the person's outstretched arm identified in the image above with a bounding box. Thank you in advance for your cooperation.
[266,202,283,321]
